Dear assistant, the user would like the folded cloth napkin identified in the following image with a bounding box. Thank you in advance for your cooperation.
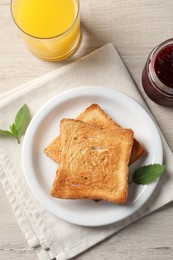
[0,44,173,260]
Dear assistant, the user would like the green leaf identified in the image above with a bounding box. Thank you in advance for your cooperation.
[15,104,30,136]
[9,123,18,136]
[9,124,20,143]
[0,104,31,144]
[0,129,14,137]
[132,164,165,185]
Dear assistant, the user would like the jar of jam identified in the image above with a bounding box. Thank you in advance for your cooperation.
[142,38,173,106]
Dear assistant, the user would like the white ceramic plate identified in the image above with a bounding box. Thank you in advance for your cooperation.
[22,86,163,226]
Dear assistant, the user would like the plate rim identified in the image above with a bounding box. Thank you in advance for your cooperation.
[22,86,163,226]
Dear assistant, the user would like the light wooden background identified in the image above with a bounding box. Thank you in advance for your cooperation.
[0,0,173,259]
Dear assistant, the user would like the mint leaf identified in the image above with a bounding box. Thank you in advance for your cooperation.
[132,164,165,185]
[9,123,20,143]
[9,123,18,136]
[0,104,31,144]
[15,104,30,136]
[0,129,14,137]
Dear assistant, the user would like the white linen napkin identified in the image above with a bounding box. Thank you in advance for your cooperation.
[0,44,173,260]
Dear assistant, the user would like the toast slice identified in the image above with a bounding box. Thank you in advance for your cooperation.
[50,119,134,203]
[44,104,144,165]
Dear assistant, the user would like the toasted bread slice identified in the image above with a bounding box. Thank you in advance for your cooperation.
[44,104,144,165]
[50,119,134,203]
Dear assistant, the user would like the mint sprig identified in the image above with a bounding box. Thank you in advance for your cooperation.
[0,104,30,144]
[131,164,165,185]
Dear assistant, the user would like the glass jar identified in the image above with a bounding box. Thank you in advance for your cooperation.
[142,38,173,106]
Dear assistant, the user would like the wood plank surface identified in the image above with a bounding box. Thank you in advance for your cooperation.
[0,0,173,259]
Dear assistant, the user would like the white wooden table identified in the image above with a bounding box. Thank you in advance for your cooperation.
[0,1,173,259]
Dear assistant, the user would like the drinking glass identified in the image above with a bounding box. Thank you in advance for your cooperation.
[11,0,81,61]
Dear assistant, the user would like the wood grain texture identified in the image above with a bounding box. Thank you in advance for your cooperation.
[0,0,173,259]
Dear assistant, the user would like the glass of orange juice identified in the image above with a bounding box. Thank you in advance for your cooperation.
[11,0,81,61]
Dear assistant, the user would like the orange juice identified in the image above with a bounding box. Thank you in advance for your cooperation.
[11,0,80,61]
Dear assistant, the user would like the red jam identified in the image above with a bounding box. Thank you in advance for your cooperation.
[155,45,173,88]
[142,39,173,106]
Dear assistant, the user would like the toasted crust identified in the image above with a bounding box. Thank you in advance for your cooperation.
[77,103,120,129]
[130,139,145,163]
[44,104,144,165]
[44,136,60,163]
[50,119,134,203]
